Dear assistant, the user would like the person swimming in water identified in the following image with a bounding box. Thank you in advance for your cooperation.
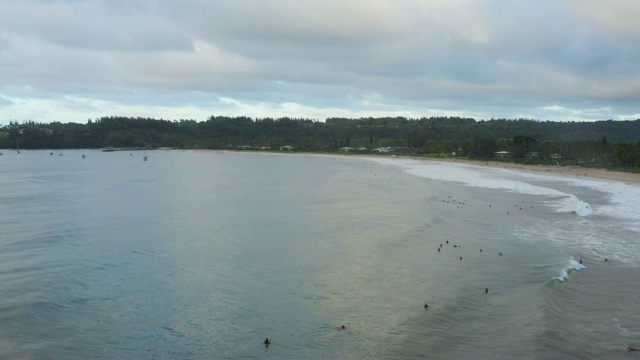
[338,325,346,331]
[485,287,489,294]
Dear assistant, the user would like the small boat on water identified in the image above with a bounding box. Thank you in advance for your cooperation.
[101,146,116,152]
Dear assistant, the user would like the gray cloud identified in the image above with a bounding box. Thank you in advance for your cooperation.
[1,0,639,124]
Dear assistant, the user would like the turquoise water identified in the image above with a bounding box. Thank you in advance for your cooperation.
[0,150,638,359]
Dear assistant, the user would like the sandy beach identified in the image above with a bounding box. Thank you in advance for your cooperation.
[432,157,640,185]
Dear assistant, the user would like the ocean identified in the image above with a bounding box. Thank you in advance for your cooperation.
[0,150,638,359]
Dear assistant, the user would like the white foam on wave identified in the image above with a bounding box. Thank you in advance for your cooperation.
[368,158,594,216]
[493,168,640,224]
[567,181,640,232]
[554,258,586,282]
[547,194,593,217]
[367,158,640,264]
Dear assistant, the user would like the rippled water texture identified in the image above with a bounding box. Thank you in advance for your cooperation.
[0,150,638,359]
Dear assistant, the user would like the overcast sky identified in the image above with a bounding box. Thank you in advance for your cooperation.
[1,0,639,125]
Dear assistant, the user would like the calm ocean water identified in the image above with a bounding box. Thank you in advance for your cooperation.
[0,150,639,359]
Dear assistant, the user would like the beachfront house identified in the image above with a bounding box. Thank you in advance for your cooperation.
[372,147,393,153]
[495,151,512,158]
[524,151,544,159]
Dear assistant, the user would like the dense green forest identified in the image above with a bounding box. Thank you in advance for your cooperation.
[1,116,640,170]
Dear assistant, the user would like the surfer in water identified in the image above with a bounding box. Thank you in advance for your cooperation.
[626,346,639,352]
[338,325,346,331]
[264,338,271,346]
[424,303,429,309]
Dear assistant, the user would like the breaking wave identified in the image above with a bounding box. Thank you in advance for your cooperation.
[554,258,586,282]
[369,158,593,217]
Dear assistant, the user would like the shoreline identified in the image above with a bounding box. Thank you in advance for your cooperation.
[165,149,640,185]
[217,150,640,185]
[414,157,640,185]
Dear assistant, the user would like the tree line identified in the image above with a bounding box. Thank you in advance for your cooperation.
[1,116,639,170]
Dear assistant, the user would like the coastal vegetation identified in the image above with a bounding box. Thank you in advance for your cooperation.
[1,116,640,171]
